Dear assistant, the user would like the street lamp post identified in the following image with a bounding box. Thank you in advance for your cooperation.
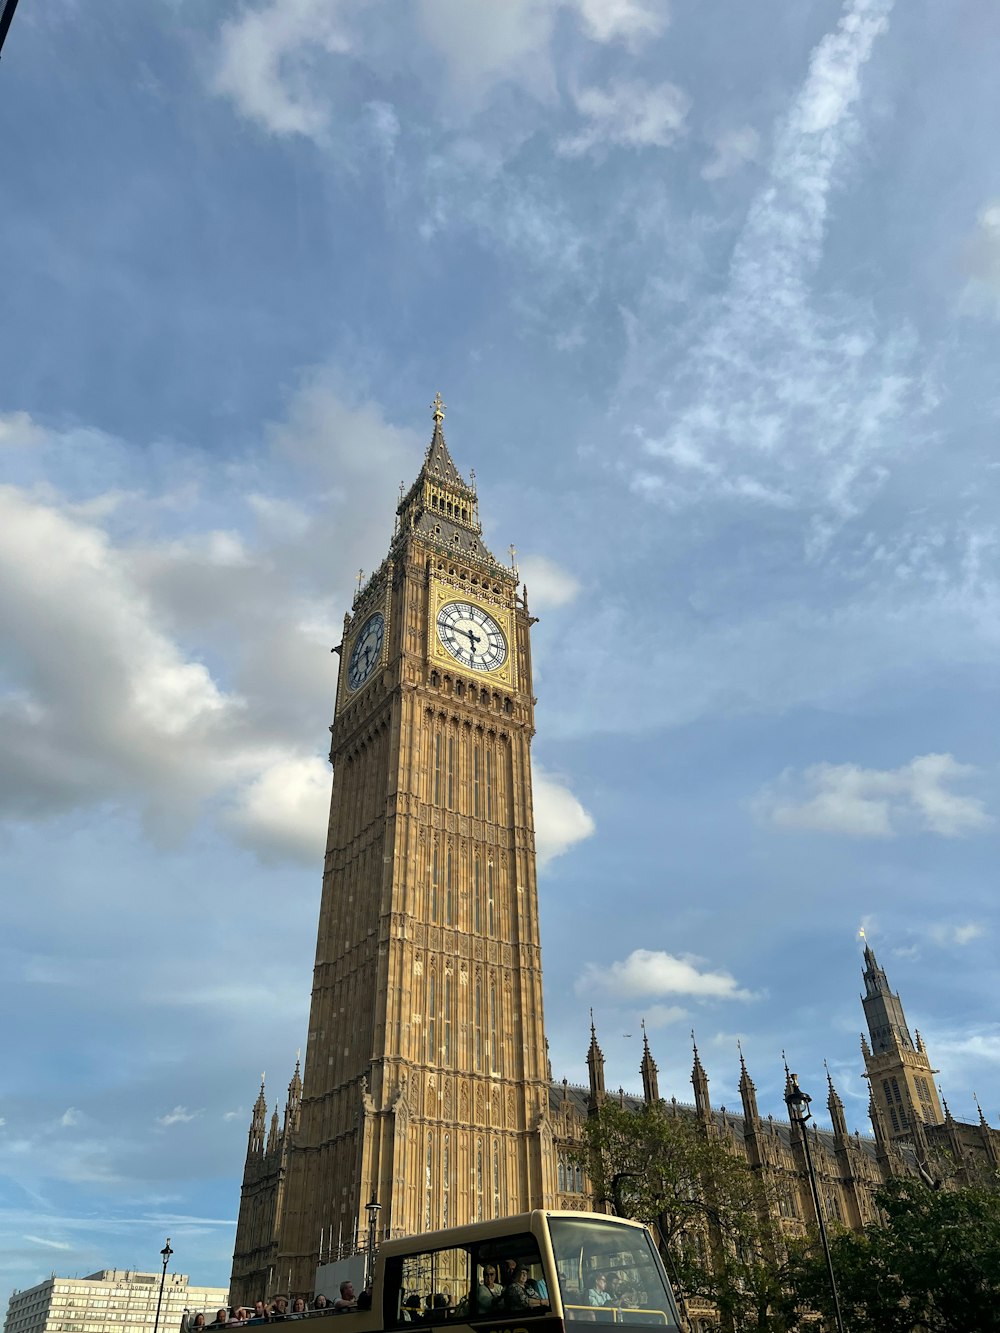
[153,1239,174,1333]
[364,1197,382,1290]
[785,1074,846,1333]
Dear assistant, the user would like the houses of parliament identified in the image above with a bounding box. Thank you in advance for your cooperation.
[229,401,998,1304]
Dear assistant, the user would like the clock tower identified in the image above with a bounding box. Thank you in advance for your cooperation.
[242,397,555,1296]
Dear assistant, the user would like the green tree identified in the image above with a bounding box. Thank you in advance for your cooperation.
[786,1176,1000,1333]
[580,1099,789,1333]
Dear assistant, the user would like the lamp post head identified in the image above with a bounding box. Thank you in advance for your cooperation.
[785,1073,813,1125]
[365,1196,381,1220]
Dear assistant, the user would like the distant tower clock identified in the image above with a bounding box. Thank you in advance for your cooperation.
[346,611,384,690]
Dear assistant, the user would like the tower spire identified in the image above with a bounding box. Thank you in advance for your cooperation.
[249,1074,267,1157]
[640,1020,660,1105]
[738,1041,759,1126]
[825,1061,848,1142]
[691,1031,711,1123]
[587,1010,606,1114]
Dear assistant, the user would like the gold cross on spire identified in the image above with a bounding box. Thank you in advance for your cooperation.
[431,391,446,424]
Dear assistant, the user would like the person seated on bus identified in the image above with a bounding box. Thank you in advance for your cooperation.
[210,1311,230,1328]
[588,1275,614,1307]
[501,1268,545,1313]
[334,1283,358,1313]
[476,1265,502,1311]
[290,1299,307,1317]
[356,1289,372,1312]
[400,1294,422,1323]
[270,1300,289,1321]
[312,1297,329,1312]
[525,1275,548,1302]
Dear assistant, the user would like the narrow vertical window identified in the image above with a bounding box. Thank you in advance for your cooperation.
[446,847,453,924]
[428,973,436,1061]
[473,858,482,933]
[433,732,442,805]
[558,1159,566,1193]
[473,745,481,817]
[485,747,493,820]
[489,983,498,1072]
[431,843,439,921]
[425,1134,434,1229]
[447,734,455,809]
[474,980,482,1071]
[443,976,452,1065]
[443,1135,451,1228]
[476,1140,484,1221]
[493,1142,501,1218]
[487,859,495,935]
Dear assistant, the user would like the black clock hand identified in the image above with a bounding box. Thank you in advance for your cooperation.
[463,626,482,652]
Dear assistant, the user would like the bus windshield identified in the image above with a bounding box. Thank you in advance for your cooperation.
[548,1216,680,1329]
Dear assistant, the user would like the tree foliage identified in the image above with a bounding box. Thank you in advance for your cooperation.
[580,1099,789,1333]
[786,1175,1000,1333]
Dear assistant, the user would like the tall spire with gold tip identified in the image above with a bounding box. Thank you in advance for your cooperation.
[249,1075,267,1157]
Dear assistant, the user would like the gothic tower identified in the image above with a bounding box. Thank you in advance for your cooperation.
[247,398,553,1295]
[860,940,943,1138]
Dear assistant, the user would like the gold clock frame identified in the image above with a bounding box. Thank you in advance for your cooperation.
[340,586,391,709]
[428,580,516,690]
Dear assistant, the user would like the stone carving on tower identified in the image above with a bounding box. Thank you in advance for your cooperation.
[232,398,553,1299]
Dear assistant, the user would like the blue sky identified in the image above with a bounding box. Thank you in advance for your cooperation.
[2,0,1000,1297]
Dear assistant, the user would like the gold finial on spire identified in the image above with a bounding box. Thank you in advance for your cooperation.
[431,391,446,424]
[356,568,364,594]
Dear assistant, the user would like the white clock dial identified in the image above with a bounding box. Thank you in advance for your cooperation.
[436,601,508,673]
[347,612,385,691]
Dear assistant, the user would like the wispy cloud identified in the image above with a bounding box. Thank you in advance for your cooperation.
[701,126,760,180]
[25,1234,72,1251]
[59,1108,80,1128]
[927,922,986,948]
[629,0,911,532]
[156,1107,202,1127]
[559,78,689,157]
[579,949,755,1001]
[755,753,991,839]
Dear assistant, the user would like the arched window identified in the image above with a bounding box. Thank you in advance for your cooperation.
[485,747,494,820]
[473,858,482,933]
[473,745,481,817]
[493,1142,501,1217]
[489,983,498,1072]
[430,843,439,921]
[558,1159,566,1192]
[476,1140,484,1221]
[447,734,456,808]
[433,731,442,805]
[487,859,495,935]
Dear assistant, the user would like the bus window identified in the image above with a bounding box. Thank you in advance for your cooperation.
[547,1217,680,1329]
[383,1233,550,1327]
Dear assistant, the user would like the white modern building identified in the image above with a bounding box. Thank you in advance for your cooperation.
[4,1270,230,1333]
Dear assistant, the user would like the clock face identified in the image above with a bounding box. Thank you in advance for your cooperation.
[436,601,508,673]
[346,612,385,691]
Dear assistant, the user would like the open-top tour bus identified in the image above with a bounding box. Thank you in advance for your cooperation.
[310,1210,682,1333]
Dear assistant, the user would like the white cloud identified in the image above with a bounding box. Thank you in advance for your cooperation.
[961,200,1000,309]
[226,755,330,865]
[756,753,991,839]
[213,0,352,141]
[578,948,755,1001]
[156,1107,201,1127]
[928,922,986,948]
[59,1108,80,1128]
[519,555,581,609]
[644,1003,688,1029]
[0,410,47,448]
[559,78,689,157]
[628,0,909,530]
[571,0,667,45]
[533,766,595,868]
[24,1235,73,1251]
[701,126,760,180]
